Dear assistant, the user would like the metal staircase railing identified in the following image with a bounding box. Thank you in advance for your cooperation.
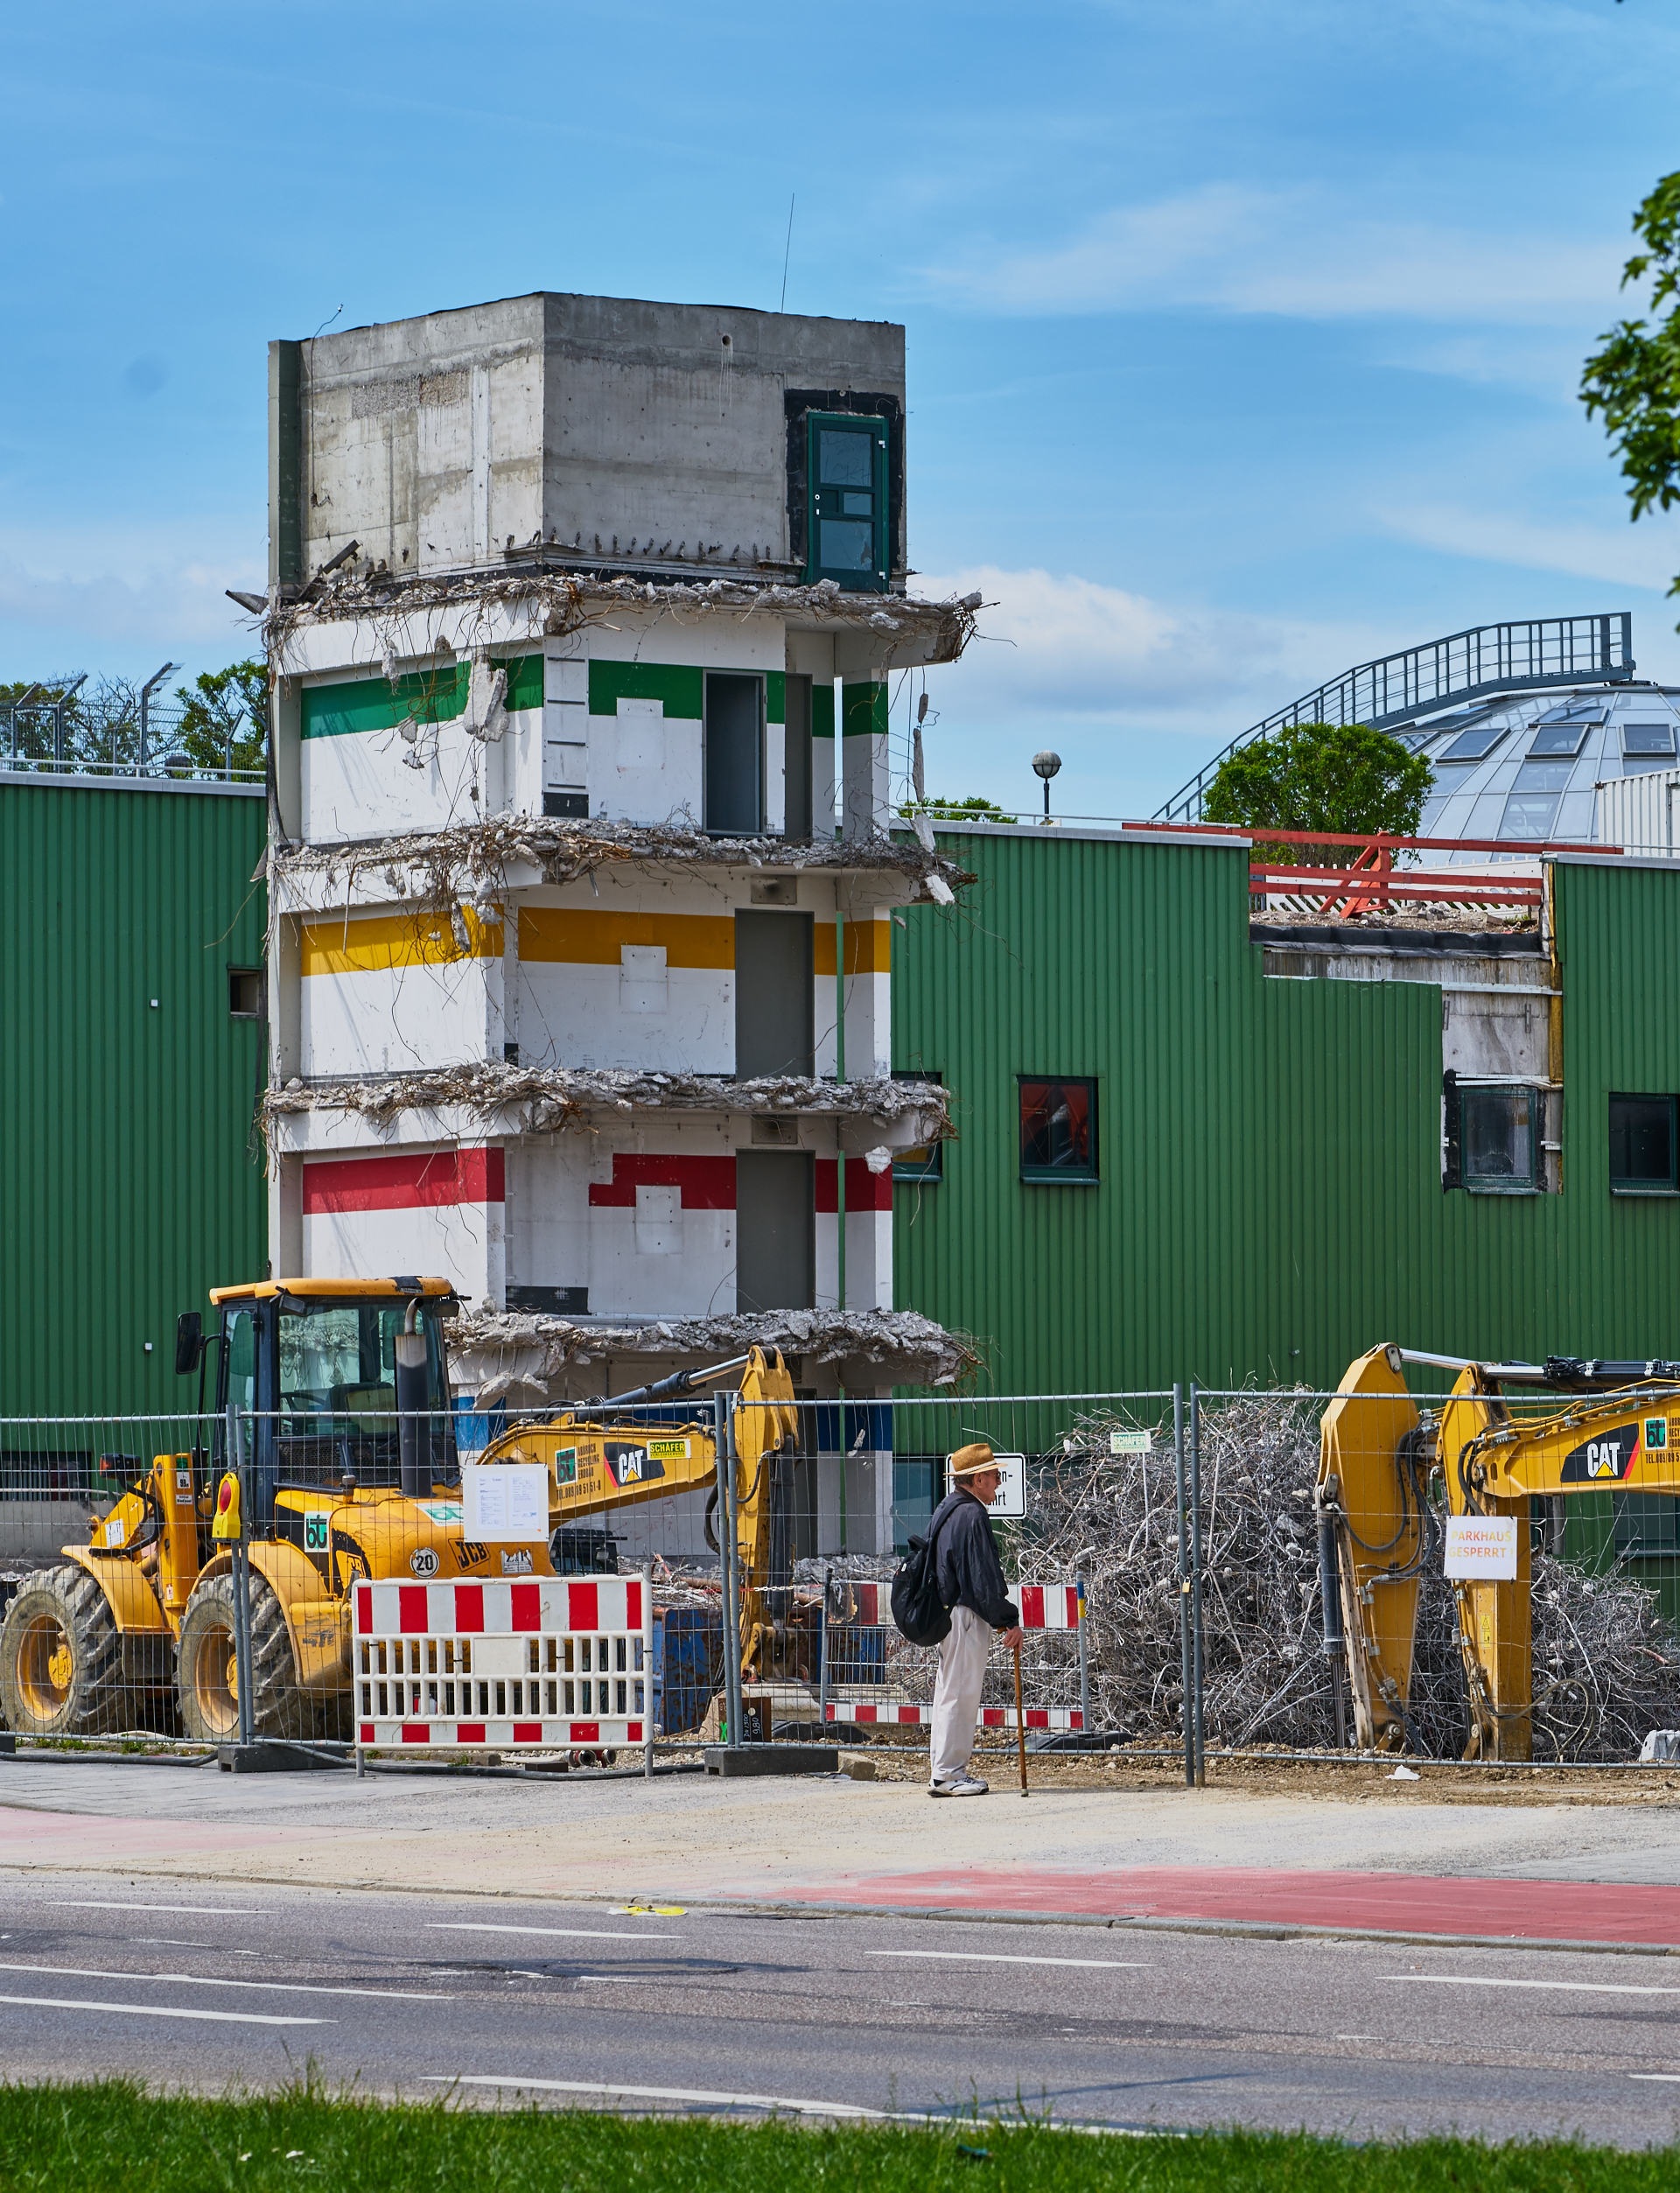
[1155,613,1635,825]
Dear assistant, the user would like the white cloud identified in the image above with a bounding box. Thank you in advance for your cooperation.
[1375,503,1680,592]
[0,518,264,676]
[924,185,1623,326]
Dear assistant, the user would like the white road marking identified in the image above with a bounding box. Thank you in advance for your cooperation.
[430,1923,681,1943]
[575,1975,657,1985]
[45,1901,262,1916]
[1390,1973,1680,1999]
[430,2075,884,2117]
[0,1993,326,2027]
[0,1960,444,2003]
[131,1939,214,1950]
[865,1950,1147,1972]
[1631,2075,1680,2083]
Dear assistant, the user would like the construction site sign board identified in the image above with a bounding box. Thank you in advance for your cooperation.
[1109,1430,1152,1454]
[1443,1515,1518,1579]
[461,1462,550,1542]
[948,1451,1026,1517]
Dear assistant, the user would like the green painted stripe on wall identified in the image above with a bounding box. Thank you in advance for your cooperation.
[301,663,470,739]
[811,685,836,739]
[504,655,543,713]
[843,681,888,739]
[588,660,704,719]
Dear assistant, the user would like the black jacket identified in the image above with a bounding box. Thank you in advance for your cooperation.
[929,1488,1020,1631]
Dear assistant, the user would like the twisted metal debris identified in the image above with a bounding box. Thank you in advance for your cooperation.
[447,1306,981,1405]
[1025,1393,1680,1761]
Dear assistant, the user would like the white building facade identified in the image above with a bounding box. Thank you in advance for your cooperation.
[259,293,977,1554]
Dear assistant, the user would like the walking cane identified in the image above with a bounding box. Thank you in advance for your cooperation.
[1012,1638,1029,1797]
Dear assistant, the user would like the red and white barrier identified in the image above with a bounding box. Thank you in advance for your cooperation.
[828,1581,1083,1630]
[824,1702,1084,1731]
[352,1576,648,1751]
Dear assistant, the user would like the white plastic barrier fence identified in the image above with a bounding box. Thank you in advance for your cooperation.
[821,1580,1088,1734]
[353,1577,648,1752]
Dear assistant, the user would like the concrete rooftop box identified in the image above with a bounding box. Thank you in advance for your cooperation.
[270,293,908,593]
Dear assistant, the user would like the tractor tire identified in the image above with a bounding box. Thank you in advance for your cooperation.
[0,1566,125,1738]
[176,1571,319,1743]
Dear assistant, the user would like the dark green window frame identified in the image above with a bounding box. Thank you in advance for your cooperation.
[803,412,889,593]
[1019,1075,1098,1185]
[1610,1092,1679,1195]
[1460,1082,1539,1195]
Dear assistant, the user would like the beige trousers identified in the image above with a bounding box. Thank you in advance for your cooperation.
[930,1603,993,1783]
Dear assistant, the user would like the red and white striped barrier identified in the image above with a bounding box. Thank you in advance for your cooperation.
[824,1701,1084,1731]
[829,1582,1083,1629]
[352,1576,648,1751]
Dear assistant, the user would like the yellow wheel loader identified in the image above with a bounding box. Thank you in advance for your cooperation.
[0,1278,552,1744]
[479,1346,807,1693]
[1320,1342,1680,1760]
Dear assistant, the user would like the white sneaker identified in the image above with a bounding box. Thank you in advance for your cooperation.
[929,1772,989,1797]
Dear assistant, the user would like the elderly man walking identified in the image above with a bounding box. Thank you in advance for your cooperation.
[927,1442,1024,1797]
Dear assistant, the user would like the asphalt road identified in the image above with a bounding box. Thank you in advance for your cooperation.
[4,1870,1680,2142]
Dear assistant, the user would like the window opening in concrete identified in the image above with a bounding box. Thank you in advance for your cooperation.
[734,910,814,1077]
[228,967,266,1018]
[734,1150,815,1313]
[892,1068,942,1183]
[1623,721,1677,772]
[892,1454,944,1553]
[1460,1085,1537,1194]
[783,673,814,839]
[803,413,888,592]
[1019,1076,1097,1183]
[1610,1094,1677,1194]
[507,1286,590,1314]
[704,672,763,836]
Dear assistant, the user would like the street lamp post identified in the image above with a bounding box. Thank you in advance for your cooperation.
[1032,749,1062,821]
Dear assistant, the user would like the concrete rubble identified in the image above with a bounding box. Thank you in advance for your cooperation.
[446,1304,980,1405]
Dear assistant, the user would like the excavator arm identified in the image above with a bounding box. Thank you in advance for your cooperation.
[481,1347,804,1685]
[1323,1345,1680,1760]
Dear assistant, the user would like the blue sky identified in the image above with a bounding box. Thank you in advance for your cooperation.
[3,0,1677,817]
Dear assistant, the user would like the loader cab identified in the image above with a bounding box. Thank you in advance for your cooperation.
[188,1279,459,1526]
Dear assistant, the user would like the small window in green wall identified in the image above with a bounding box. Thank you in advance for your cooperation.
[1610,1093,1678,1194]
[804,413,888,592]
[1019,1076,1098,1183]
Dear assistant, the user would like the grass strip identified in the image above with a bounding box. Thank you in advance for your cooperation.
[4,2079,1680,2191]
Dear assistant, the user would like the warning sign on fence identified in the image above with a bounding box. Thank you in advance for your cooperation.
[1444,1515,1519,1580]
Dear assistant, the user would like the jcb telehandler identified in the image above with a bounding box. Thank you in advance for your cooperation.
[0,1277,553,1743]
[478,1345,808,1692]
[1320,1342,1680,1759]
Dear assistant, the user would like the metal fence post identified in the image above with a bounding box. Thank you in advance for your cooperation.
[714,1391,744,1748]
[1173,1383,1193,1787]
[724,1391,744,1748]
[819,1563,831,1735]
[1188,1383,1206,1788]
[1076,1572,1090,1741]
[228,1404,254,1750]
[642,1559,654,1780]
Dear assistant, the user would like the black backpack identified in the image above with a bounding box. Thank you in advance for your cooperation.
[890,1501,957,1646]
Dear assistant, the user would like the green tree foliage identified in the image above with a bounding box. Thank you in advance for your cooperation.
[1581,169,1680,615]
[899,792,1014,821]
[174,660,269,776]
[1203,721,1433,853]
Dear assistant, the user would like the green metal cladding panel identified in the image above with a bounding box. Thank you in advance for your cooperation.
[892,834,1680,1396]
[0,782,269,1417]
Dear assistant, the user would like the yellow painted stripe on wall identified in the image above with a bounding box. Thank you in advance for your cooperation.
[519,907,736,969]
[300,907,502,977]
[814,918,892,977]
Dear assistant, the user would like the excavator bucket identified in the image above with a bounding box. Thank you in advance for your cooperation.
[1319,1344,1424,1752]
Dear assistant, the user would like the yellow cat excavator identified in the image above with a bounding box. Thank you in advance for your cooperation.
[1320,1342,1680,1759]
[0,1278,553,1744]
[476,1345,805,1689]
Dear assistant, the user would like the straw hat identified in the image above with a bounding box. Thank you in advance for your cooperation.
[950,1441,998,1477]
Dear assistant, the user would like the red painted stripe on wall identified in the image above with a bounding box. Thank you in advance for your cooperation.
[815,1159,894,1216]
[587,1153,738,1209]
[303,1146,506,1215]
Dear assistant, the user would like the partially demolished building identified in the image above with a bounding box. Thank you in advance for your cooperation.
[256,293,977,1549]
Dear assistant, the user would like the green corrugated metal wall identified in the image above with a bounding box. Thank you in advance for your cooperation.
[892,832,1680,1394]
[0,781,269,1416]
